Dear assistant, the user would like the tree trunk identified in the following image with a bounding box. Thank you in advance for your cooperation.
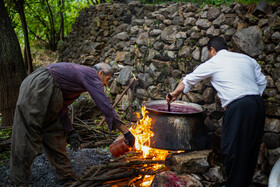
[16,0,33,74]
[46,0,56,51]
[0,0,27,126]
[59,0,64,41]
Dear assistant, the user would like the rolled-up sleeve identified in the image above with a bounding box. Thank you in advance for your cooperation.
[182,62,213,94]
[254,60,267,95]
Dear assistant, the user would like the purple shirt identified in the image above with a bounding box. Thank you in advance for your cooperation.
[46,62,123,132]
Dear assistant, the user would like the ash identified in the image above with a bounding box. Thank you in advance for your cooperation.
[0,148,112,186]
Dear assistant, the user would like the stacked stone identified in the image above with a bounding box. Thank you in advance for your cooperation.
[59,1,280,185]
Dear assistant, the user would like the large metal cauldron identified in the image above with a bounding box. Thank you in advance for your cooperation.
[145,100,210,151]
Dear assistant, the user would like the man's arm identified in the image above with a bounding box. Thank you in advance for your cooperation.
[166,62,212,104]
[166,80,185,104]
[60,106,82,151]
[254,60,267,95]
[114,121,135,147]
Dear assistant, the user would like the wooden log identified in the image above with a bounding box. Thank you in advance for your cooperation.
[85,168,139,182]
[81,159,165,180]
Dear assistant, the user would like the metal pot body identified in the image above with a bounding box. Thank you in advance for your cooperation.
[145,100,210,151]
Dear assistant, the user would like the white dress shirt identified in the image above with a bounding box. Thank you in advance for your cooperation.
[182,50,267,108]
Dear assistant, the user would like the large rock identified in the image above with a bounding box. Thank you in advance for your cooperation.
[115,51,129,62]
[213,13,226,26]
[179,46,191,58]
[136,32,149,47]
[186,92,204,104]
[202,166,224,183]
[207,7,221,21]
[231,26,263,57]
[252,0,272,16]
[252,170,269,186]
[116,67,134,85]
[204,103,224,119]
[111,32,130,44]
[72,94,99,120]
[135,88,149,100]
[268,147,280,166]
[138,73,153,89]
[202,87,215,104]
[192,47,200,61]
[196,19,212,30]
[265,101,280,117]
[109,79,121,94]
[201,46,209,62]
[151,171,203,187]
[262,132,280,149]
[161,25,179,44]
[165,150,213,174]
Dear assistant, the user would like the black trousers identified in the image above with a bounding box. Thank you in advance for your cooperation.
[221,95,265,187]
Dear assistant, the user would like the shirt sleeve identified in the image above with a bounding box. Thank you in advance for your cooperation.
[253,60,267,95]
[182,62,213,93]
[81,72,123,131]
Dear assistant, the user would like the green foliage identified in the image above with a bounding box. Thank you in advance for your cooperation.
[0,128,12,140]
[0,150,11,168]
[9,0,93,50]
[105,87,112,98]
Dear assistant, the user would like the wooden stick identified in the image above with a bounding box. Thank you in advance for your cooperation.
[80,159,164,180]
[98,77,136,126]
[85,168,139,181]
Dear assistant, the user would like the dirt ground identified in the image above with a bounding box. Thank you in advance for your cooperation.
[0,148,112,186]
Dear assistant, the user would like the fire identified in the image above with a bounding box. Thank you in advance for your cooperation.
[129,106,170,186]
[129,106,169,160]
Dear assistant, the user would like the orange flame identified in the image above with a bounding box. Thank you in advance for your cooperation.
[129,106,170,186]
[130,106,169,160]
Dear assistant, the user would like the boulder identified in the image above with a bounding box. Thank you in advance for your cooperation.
[252,0,272,16]
[207,7,221,21]
[196,19,212,30]
[262,132,280,149]
[202,166,224,182]
[161,25,179,44]
[232,26,263,57]
[117,67,134,85]
[165,150,213,174]
[151,171,203,187]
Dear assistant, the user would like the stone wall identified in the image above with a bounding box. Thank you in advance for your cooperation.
[59,1,280,185]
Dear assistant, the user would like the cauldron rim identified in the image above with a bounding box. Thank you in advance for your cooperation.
[144,100,205,115]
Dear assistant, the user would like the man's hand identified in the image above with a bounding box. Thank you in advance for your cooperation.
[67,130,82,151]
[166,80,185,104]
[166,93,176,104]
[124,131,135,147]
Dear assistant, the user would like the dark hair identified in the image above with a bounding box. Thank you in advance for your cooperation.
[207,36,228,52]
[92,62,113,76]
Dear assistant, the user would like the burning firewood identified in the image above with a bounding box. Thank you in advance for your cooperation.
[69,155,168,187]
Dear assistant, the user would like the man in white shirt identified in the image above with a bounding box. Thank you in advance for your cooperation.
[167,36,267,187]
